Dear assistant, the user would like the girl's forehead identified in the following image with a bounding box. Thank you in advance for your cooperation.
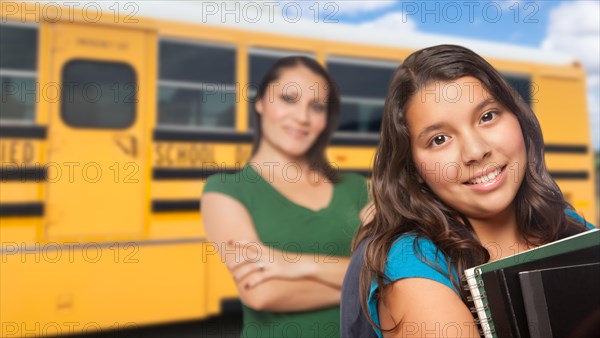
[419,76,487,95]
[413,77,494,107]
[406,77,497,127]
[277,65,324,83]
[271,66,329,98]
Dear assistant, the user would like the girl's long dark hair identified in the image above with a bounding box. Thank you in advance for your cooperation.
[354,44,588,333]
[251,56,340,182]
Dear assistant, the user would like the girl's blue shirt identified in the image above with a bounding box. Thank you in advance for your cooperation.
[367,209,595,338]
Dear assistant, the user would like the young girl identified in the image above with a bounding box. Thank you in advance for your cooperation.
[202,56,369,337]
[353,45,594,337]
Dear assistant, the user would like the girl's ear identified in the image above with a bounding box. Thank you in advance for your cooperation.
[255,99,264,115]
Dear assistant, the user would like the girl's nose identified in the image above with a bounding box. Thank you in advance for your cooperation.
[461,131,491,165]
[293,104,310,124]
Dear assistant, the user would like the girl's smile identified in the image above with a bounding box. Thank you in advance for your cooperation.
[283,126,310,140]
[463,164,507,192]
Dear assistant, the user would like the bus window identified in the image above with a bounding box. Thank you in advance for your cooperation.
[327,57,397,134]
[158,40,236,129]
[247,49,314,129]
[0,24,38,121]
[61,60,136,129]
[503,74,532,104]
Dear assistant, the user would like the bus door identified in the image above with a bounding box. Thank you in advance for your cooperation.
[46,22,149,239]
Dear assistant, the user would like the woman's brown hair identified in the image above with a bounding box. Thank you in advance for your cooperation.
[354,44,588,333]
[251,56,341,182]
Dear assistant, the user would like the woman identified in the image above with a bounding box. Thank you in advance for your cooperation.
[351,45,594,337]
[202,56,369,337]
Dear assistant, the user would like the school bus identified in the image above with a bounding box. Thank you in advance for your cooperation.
[0,1,596,336]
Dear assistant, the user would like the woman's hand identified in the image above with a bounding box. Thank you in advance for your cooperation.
[225,240,314,290]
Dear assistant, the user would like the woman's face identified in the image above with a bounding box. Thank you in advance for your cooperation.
[407,76,527,221]
[255,65,329,158]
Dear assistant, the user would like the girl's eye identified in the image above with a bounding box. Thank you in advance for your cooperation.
[281,95,297,103]
[430,135,449,147]
[480,110,499,123]
[311,102,326,113]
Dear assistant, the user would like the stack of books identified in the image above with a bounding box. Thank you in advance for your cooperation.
[464,229,600,338]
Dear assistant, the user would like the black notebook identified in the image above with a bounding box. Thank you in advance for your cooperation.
[519,262,600,338]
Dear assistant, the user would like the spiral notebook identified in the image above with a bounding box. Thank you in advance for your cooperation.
[464,229,600,338]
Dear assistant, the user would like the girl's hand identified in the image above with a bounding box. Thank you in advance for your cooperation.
[225,240,312,290]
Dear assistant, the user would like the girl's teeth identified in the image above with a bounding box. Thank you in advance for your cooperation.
[469,168,501,184]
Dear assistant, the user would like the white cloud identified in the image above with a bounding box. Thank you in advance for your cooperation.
[274,0,397,19]
[542,1,600,150]
[357,11,417,32]
[509,32,523,42]
[332,0,397,15]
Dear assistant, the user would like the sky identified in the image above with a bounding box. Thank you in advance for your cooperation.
[310,0,599,150]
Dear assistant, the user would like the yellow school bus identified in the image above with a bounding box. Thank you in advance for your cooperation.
[0,1,596,336]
